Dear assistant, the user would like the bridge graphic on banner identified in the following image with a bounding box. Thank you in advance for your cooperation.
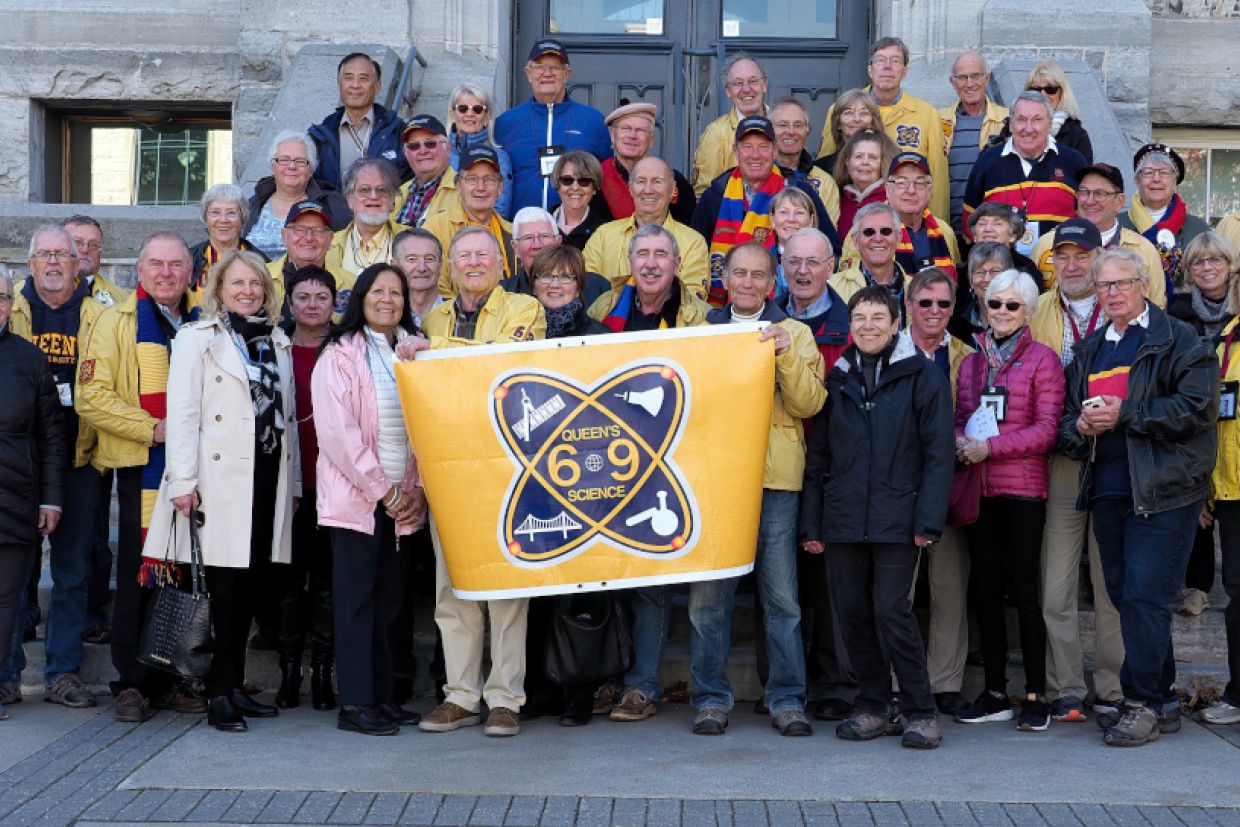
[489,359,699,566]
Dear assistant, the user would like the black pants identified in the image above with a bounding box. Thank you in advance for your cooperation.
[331,506,410,707]
[828,542,933,717]
[1185,521,1217,594]
[87,467,116,627]
[1214,501,1240,706]
[0,543,36,671]
[275,490,334,665]
[109,467,174,699]
[389,526,429,685]
[203,450,278,698]
[967,496,1047,695]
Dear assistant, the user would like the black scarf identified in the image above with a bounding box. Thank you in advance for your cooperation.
[545,298,585,338]
[222,311,284,456]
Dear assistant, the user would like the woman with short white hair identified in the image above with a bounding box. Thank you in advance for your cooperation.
[1119,143,1211,290]
[953,268,1065,732]
[189,184,266,307]
[243,130,350,258]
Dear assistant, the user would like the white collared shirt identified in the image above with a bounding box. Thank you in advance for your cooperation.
[1104,303,1150,342]
[1000,135,1060,177]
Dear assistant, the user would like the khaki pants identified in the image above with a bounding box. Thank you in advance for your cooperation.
[926,526,970,694]
[1041,454,1123,702]
[432,520,528,713]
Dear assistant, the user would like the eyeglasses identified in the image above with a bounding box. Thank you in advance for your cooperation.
[558,175,594,188]
[1077,187,1121,201]
[973,267,1006,279]
[75,241,103,252]
[870,56,905,67]
[889,177,931,191]
[286,225,333,239]
[917,298,953,309]
[1027,84,1061,96]
[952,72,987,84]
[528,63,566,75]
[516,232,557,245]
[1190,255,1228,270]
[454,103,487,115]
[784,256,830,270]
[1096,277,1143,294]
[353,186,392,198]
[860,226,896,238]
[404,139,442,152]
[459,174,500,187]
[986,299,1023,312]
[207,208,241,220]
[727,76,766,89]
[533,273,576,285]
[32,250,77,261]
[273,156,311,168]
[1137,168,1174,181]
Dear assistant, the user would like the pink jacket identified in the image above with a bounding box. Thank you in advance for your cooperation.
[311,330,422,535]
[955,327,1065,500]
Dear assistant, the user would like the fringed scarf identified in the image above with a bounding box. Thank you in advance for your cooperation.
[602,278,670,333]
[896,210,957,281]
[220,311,285,457]
[708,166,784,307]
[975,325,1026,386]
[1129,193,1188,284]
[135,287,198,588]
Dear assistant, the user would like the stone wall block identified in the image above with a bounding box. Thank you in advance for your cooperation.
[238,31,283,83]
[1104,50,1151,104]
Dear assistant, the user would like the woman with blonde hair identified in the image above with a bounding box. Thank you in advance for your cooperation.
[447,83,513,219]
[770,187,819,304]
[144,249,298,733]
[815,89,884,175]
[1022,61,1092,163]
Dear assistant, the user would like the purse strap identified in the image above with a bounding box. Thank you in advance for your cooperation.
[187,508,210,598]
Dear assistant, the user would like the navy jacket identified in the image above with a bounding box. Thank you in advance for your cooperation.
[308,104,410,192]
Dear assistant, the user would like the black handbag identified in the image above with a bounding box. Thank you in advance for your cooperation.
[138,510,214,679]
[544,591,633,685]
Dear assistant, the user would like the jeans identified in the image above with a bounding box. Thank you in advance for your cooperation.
[43,464,100,684]
[620,586,668,699]
[1212,501,1240,706]
[689,490,806,713]
[1091,498,1199,706]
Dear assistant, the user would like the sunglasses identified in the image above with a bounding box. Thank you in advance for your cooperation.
[404,139,441,152]
[454,103,487,115]
[987,299,1023,312]
[916,299,952,309]
[860,226,895,238]
[558,175,595,188]
[1027,84,1061,96]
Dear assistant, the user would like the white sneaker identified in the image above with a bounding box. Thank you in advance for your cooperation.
[1201,700,1240,725]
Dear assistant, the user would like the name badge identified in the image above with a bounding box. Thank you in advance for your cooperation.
[979,385,1009,424]
[1221,380,1238,421]
[56,382,73,407]
[539,145,565,177]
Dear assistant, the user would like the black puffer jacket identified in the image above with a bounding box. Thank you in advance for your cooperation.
[800,335,955,544]
[1057,302,1218,514]
[0,325,67,546]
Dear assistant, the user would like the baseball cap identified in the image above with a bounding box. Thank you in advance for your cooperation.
[735,116,775,142]
[889,152,931,177]
[401,114,447,142]
[460,145,501,172]
[1075,162,1124,193]
[528,38,569,65]
[1052,217,1103,251]
[285,200,332,228]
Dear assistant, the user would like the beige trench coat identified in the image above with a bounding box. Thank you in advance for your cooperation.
[143,317,299,568]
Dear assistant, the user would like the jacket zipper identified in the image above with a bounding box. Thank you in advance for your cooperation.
[543,103,555,211]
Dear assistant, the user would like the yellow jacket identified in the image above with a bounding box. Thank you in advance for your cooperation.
[1215,212,1240,256]
[324,218,406,280]
[803,165,841,226]
[818,89,948,218]
[828,265,911,304]
[899,329,973,400]
[692,108,743,196]
[582,214,710,301]
[390,166,459,227]
[1029,228,1166,308]
[1214,316,1240,500]
[836,211,960,273]
[422,285,545,347]
[764,317,826,491]
[937,98,1008,152]
[74,293,160,471]
[587,278,712,329]
[423,202,514,297]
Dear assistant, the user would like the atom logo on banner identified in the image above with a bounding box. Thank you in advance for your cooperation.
[489,359,700,567]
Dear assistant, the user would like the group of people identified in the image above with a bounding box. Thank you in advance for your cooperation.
[2,34,1239,754]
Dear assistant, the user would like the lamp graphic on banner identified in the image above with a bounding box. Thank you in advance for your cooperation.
[615,387,664,417]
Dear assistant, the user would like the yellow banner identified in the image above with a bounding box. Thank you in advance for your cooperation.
[395,324,774,599]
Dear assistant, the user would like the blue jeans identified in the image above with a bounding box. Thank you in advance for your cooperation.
[620,586,669,698]
[689,489,806,713]
[1091,498,1199,707]
[43,465,100,685]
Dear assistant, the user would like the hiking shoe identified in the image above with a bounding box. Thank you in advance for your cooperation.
[1017,698,1050,732]
[901,714,942,749]
[610,688,657,722]
[1103,703,1160,747]
[0,682,22,705]
[1179,587,1210,616]
[692,708,728,735]
[593,683,623,715]
[1097,700,1180,733]
[1091,697,1121,718]
[152,684,207,713]
[418,701,480,732]
[484,707,520,737]
[1202,700,1240,725]
[45,675,97,709]
[1050,696,1087,723]
[836,708,901,741]
[771,709,813,736]
[955,690,1013,723]
[114,688,153,723]
[934,691,969,716]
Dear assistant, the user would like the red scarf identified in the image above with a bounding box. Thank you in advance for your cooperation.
[896,210,957,281]
[601,159,635,219]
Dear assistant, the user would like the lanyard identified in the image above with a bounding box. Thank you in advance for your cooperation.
[1222,327,1238,379]
[1062,299,1101,343]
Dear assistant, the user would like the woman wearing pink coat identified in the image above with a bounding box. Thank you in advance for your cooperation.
[953,269,1065,732]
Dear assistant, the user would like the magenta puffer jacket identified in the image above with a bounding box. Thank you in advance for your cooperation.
[955,326,1065,500]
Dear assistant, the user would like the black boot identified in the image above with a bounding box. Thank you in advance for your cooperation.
[207,695,248,732]
[233,689,279,718]
[311,661,336,711]
[276,655,302,709]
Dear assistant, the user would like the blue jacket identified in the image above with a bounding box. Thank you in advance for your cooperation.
[493,97,611,220]
[449,127,514,220]
[308,103,410,193]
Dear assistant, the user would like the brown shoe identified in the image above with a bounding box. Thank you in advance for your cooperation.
[417,701,480,732]
[114,688,153,723]
[152,683,207,713]
[484,706,521,737]
[610,688,657,722]
[592,684,623,715]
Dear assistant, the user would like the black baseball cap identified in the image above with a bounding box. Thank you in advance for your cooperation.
[285,200,332,228]
[1053,217,1103,251]
[889,152,931,177]
[401,114,447,142]
[460,145,501,172]
[528,38,569,64]
[735,116,775,142]
[1075,162,1124,193]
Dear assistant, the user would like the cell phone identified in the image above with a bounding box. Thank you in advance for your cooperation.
[1083,396,1105,409]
